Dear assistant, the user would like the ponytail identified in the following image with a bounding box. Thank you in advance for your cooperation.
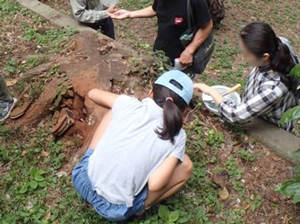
[271,39,297,92]
[240,22,298,92]
[153,82,188,144]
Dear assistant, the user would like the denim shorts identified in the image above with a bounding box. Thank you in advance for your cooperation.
[72,149,148,222]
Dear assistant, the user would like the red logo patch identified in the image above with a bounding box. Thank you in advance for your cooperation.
[175,17,184,25]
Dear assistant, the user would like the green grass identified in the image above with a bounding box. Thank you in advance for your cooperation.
[0,127,104,224]
[0,0,77,78]
[0,112,256,224]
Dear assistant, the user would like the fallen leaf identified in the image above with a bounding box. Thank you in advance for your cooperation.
[213,169,229,188]
[244,204,251,210]
[56,171,67,178]
[21,150,27,156]
[272,156,281,162]
[44,212,51,220]
[282,214,288,224]
[41,150,49,157]
[6,79,18,86]
[219,187,229,201]
[5,194,10,200]
[26,200,33,210]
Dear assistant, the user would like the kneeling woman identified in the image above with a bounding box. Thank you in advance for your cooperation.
[72,71,194,222]
[194,22,299,131]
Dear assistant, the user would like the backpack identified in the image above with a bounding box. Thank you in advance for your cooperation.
[206,0,225,28]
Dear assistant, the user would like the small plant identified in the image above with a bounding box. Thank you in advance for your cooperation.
[158,205,179,224]
[249,194,262,211]
[4,58,17,74]
[275,166,300,203]
[276,64,300,204]
[238,149,255,162]
[206,129,224,149]
[279,64,300,125]
[19,167,47,194]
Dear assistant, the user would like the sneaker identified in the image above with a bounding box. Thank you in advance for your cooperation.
[0,98,17,122]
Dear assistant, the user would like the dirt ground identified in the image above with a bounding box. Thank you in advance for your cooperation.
[1,0,300,223]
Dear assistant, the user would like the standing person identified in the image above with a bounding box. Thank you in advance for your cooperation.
[0,74,17,122]
[72,70,194,222]
[70,0,116,39]
[194,22,299,131]
[111,0,213,74]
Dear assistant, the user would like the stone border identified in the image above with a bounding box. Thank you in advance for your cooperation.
[17,0,95,33]
[245,119,300,164]
[17,0,300,165]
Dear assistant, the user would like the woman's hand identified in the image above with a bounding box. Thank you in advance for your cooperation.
[194,83,224,106]
[193,83,213,95]
[110,9,131,19]
[178,49,194,66]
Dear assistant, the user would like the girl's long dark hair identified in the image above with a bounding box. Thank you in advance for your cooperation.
[240,22,298,92]
[153,80,188,144]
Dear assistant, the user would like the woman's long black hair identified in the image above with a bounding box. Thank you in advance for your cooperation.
[153,80,188,144]
[240,22,298,92]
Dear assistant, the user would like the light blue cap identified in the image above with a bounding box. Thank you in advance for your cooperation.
[154,70,194,104]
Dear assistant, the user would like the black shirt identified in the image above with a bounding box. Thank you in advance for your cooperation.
[152,0,211,61]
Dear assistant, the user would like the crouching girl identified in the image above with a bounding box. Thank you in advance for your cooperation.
[72,70,194,222]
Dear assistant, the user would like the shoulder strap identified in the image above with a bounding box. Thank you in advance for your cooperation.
[187,0,196,29]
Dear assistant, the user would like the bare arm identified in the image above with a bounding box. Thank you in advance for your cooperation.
[88,89,119,109]
[148,156,179,192]
[186,20,213,54]
[129,6,156,18]
[179,20,213,65]
[194,83,223,105]
[111,6,156,20]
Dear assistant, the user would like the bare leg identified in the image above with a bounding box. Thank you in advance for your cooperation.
[89,110,112,149]
[145,155,193,207]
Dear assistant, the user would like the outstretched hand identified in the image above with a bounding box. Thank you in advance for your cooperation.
[110,9,131,19]
[194,83,223,105]
[193,83,213,95]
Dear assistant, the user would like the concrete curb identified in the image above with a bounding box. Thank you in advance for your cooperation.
[245,119,300,165]
[17,0,96,33]
[17,0,300,165]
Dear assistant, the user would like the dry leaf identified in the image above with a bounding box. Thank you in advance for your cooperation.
[56,171,68,178]
[44,212,51,220]
[244,204,251,210]
[272,156,281,162]
[6,79,18,86]
[219,187,229,201]
[21,150,27,156]
[282,214,288,224]
[41,150,49,157]
[213,169,229,188]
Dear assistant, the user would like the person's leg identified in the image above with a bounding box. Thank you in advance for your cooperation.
[0,74,17,122]
[89,110,112,149]
[98,18,115,39]
[0,74,11,101]
[144,155,193,207]
[82,22,101,31]
[82,19,115,39]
